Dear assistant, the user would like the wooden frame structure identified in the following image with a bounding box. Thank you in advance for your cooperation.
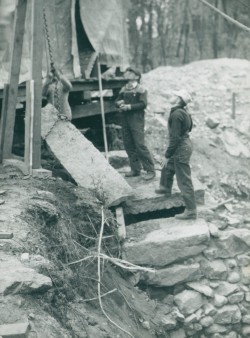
[0,0,127,172]
[0,0,44,171]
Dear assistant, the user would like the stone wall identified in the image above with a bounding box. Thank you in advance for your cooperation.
[123,217,250,337]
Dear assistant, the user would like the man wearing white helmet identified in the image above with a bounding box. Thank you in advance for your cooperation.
[155,89,197,220]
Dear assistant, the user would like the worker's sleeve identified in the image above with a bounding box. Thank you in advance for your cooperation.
[130,89,147,111]
[61,75,72,92]
[115,90,124,107]
[165,111,184,158]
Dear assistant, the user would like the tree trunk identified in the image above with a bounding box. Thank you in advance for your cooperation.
[212,0,219,58]
[182,0,190,64]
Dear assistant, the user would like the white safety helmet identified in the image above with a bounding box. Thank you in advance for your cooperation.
[173,89,192,105]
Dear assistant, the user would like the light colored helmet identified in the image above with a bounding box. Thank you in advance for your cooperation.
[173,89,192,105]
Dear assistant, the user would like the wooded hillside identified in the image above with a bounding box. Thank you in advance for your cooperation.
[127,0,250,71]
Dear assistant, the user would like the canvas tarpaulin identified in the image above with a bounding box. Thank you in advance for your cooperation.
[0,0,129,89]
[79,0,129,69]
[0,0,80,89]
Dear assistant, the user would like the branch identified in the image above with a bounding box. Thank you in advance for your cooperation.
[211,197,234,211]
[67,253,155,273]
[199,0,250,33]
[97,206,135,338]
[82,288,117,302]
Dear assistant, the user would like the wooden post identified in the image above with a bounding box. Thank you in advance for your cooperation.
[25,80,35,172]
[30,0,44,168]
[232,92,236,120]
[2,0,27,159]
[97,58,109,160]
[0,84,10,163]
[115,206,126,240]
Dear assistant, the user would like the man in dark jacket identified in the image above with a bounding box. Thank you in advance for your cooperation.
[116,67,155,180]
[155,89,197,219]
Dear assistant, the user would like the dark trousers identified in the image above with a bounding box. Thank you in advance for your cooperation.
[121,111,154,173]
[160,138,196,210]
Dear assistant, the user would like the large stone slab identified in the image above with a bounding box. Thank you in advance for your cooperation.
[187,280,214,297]
[0,254,52,295]
[174,290,204,316]
[214,305,242,324]
[123,218,210,267]
[215,282,239,296]
[123,173,204,214]
[204,228,250,260]
[169,329,186,338]
[141,263,202,287]
[0,322,30,338]
[200,259,228,280]
[41,104,133,207]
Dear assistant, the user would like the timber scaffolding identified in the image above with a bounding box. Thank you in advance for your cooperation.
[0,0,205,240]
[0,78,128,119]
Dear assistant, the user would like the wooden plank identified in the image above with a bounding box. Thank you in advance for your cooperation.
[71,79,127,92]
[0,232,14,239]
[24,80,34,172]
[0,79,127,99]
[72,101,117,119]
[115,207,126,240]
[30,0,43,169]
[0,84,9,163]
[97,59,109,159]
[2,0,27,158]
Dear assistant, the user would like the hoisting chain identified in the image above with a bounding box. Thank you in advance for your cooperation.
[42,7,66,140]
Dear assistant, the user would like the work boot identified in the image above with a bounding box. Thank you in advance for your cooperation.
[142,171,156,181]
[155,186,168,194]
[125,170,140,178]
[175,209,197,220]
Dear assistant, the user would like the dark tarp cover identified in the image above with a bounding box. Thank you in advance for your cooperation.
[79,0,129,68]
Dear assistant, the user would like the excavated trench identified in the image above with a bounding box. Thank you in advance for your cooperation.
[124,205,185,225]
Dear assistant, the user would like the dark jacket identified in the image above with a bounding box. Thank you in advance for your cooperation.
[165,105,193,158]
[116,83,147,113]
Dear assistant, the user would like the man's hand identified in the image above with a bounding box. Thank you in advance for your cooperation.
[161,158,168,168]
[116,100,125,107]
[119,104,131,112]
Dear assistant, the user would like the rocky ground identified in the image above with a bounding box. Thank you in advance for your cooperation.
[1,58,250,338]
[144,58,250,203]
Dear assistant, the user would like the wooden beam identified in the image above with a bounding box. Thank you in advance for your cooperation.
[0,84,9,163]
[25,80,34,172]
[115,207,126,240]
[0,79,128,99]
[72,101,117,119]
[0,232,14,239]
[30,0,44,169]
[2,0,27,158]
[71,79,127,92]
[97,59,109,160]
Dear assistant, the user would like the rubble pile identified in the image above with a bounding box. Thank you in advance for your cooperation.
[143,58,250,203]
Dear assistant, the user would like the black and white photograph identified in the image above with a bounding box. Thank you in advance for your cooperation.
[0,0,250,337]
